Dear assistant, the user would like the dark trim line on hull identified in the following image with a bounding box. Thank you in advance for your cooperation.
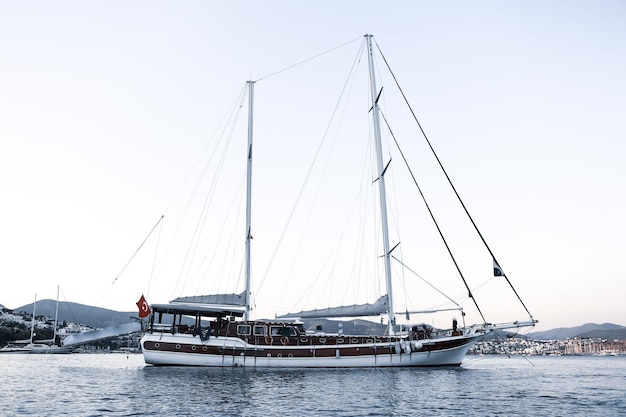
[143,336,476,358]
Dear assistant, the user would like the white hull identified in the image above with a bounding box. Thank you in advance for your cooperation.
[141,333,479,367]
[0,346,33,354]
[29,346,73,354]
[0,344,72,354]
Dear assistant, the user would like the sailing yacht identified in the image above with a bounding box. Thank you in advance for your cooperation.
[28,287,73,354]
[140,35,537,367]
[0,289,73,354]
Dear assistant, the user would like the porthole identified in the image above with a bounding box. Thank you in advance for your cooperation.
[175,344,181,350]
[191,345,196,351]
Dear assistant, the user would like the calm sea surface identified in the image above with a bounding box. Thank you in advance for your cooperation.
[1,354,624,416]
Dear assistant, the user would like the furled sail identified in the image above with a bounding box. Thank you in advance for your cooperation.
[171,292,246,306]
[278,295,388,319]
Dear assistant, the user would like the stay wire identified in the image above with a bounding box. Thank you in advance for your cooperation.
[374,39,535,321]
[492,329,536,366]
[391,255,461,309]
[255,36,363,82]
[379,109,486,323]
[145,215,164,299]
[255,38,366,302]
[112,215,165,285]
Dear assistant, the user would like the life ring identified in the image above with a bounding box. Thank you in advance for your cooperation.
[281,337,289,345]
[265,336,272,344]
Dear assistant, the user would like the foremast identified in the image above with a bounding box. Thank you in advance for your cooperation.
[244,81,255,321]
[366,34,396,335]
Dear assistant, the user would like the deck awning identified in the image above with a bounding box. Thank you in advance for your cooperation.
[171,292,246,306]
[277,295,388,319]
[150,302,245,317]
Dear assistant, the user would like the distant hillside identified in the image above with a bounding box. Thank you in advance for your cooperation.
[11,300,137,328]
[530,323,626,341]
[3,300,625,341]
[577,328,626,341]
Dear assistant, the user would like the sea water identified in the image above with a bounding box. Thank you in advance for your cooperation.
[1,354,624,416]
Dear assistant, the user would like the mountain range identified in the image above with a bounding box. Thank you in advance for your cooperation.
[3,300,625,341]
[528,322,626,341]
[1,300,136,329]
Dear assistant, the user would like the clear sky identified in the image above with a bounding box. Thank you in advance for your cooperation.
[1,1,625,332]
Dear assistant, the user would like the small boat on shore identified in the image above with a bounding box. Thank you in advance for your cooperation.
[0,344,33,354]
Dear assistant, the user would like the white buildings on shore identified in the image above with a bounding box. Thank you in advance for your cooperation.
[469,337,626,356]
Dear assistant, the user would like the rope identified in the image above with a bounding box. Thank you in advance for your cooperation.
[380,110,486,322]
[145,215,164,299]
[391,255,461,309]
[112,215,164,285]
[255,38,366,302]
[254,36,362,82]
[375,39,535,321]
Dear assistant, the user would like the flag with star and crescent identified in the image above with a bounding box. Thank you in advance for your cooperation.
[136,294,151,318]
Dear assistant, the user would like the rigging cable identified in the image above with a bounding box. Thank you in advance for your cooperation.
[254,36,363,82]
[492,329,536,366]
[391,255,462,309]
[374,39,535,321]
[145,214,164,299]
[112,215,165,285]
[150,84,248,299]
[171,85,248,298]
[379,108,486,322]
[255,38,366,303]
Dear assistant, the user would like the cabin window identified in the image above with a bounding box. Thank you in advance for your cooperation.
[237,325,251,336]
[283,327,297,336]
[270,326,283,336]
[253,325,266,336]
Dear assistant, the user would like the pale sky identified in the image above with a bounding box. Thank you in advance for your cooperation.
[1,1,625,332]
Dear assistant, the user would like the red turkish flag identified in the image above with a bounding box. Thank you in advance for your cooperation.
[136,294,151,318]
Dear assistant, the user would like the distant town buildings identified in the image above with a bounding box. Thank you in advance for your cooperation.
[469,337,626,356]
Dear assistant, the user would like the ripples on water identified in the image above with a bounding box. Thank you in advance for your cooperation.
[1,354,624,416]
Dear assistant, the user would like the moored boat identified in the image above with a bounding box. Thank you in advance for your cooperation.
[140,34,537,367]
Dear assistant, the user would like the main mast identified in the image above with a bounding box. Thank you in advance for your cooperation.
[366,34,396,335]
[244,81,255,321]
